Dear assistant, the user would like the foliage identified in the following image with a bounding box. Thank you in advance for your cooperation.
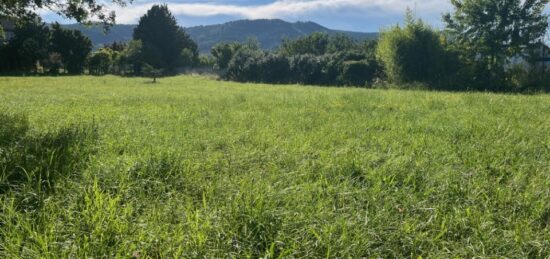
[288,54,324,85]
[50,23,93,74]
[279,32,330,56]
[120,40,144,75]
[225,48,265,82]
[0,0,129,26]
[1,17,50,72]
[340,60,380,86]
[211,42,243,69]
[225,46,383,87]
[198,55,215,68]
[104,41,127,52]
[279,33,365,56]
[88,49,113,75]
[443,0,550,90]
[179,48,197,68]
[133,5,198,73]
[223,32,382,87]
[142,63,163,83]
[376,11,458,86]
[0,76,549,257]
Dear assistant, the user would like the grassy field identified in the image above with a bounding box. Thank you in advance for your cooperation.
[0,76,549,258]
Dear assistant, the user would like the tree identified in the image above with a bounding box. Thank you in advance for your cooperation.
[50,23,92,74]
[225,48,265,82]
[376,10,457,86]
[4,16,50,72]
[340,60,380,87]
[443,0,549,89]
[133,5,198,73]
[211,42,243,69]
[327,34,358,53]
[121,40,144,75]
[279,32,330,56]
[88,49,112,75]
[104,41,127,52]
[0,0,130,27]
[142,63,163,83]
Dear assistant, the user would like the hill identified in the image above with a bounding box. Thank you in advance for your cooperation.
[61,19,378,53]
[61,23,135,48]
[185,19,378,53]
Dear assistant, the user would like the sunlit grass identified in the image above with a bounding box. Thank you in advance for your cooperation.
[0,75,549,257]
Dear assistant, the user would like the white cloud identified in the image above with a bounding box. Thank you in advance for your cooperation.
[112,0,451,24]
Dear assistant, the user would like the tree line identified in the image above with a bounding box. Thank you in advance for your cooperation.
[213,1,549,92]
[0,5,198,77]
[1,0,549,91]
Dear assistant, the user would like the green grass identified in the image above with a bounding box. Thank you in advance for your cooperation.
[0,75,549,258]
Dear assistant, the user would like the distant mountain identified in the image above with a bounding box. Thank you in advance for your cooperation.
[62,19,378,53]
[61,24,135,49]
[185,19,378,53]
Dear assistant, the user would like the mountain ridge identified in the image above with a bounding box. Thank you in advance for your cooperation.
[62,19,378,53]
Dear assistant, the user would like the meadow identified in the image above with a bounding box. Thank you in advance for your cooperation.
[0,76,549,258]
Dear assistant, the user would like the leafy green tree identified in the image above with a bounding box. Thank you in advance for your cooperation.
[376,11,456,86]
[443,0,549,89]
[340,60,381,87]
[244,37,261,51]
[121,40,144,75]
[50,23,92,74]
[288,54,324,85]
[327,34,358,53]
[226,48,265,82]
[279,32,330,56]
[104,41,127,52]
[142,63,163,83]
[211,42,243,69]
[5,17,50,72]
[198,55,216,68]
[133,5,198,73]
[0,0,129,26]
[88,49,112,75]
[179,48,197,68]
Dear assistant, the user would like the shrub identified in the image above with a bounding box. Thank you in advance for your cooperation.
[226,48,265,82]
[88,49,113,75]
[257,54,291,84]
[376,11,456,87]
[340,60,378,87]
[289,54,323,85]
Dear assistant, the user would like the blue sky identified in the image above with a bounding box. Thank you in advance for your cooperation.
[40,0,549,33]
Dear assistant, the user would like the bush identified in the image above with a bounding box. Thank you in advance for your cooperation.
[376,12,457,87]
[225,50,383,87]
[211,42,243,69]
[88,49,112,75]
[180,48,198,68]
[257,54,291,84]
[340,60,378,86]
[226,48,265,82]
[289,54,323,85]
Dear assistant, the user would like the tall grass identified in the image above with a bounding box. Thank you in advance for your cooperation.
[0,75,549,257]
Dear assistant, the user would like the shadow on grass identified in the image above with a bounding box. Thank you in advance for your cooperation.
[0,113,98,199]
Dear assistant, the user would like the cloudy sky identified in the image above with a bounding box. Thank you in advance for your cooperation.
[40,0,549,32]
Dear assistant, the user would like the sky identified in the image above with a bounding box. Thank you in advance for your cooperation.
[40,0,549,33]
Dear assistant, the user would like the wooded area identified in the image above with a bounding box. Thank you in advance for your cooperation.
[0,1,549,91]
